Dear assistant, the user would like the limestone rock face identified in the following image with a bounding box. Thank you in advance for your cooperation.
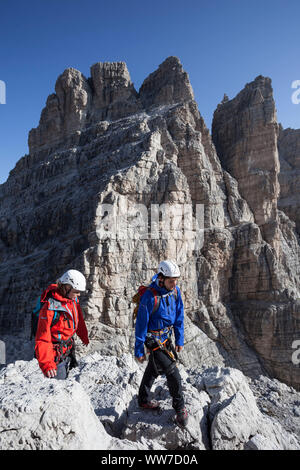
[212,76,280,239]
[90,61,140,122]
[278,126,300,234]
[212,75,300,389]
[28,68,92,153]
[139,56,195,109]
[0,58,300,393]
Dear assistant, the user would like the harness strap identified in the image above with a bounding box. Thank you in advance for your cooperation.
[151,338,168,352]
[53,335,74,364]
[149,331,177,362]
[148,325,172,336]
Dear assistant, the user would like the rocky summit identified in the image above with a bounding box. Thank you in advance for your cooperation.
[0,354,299,450]
[0,56,300,450]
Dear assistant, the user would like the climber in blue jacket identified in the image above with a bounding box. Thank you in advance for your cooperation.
[135,260,188,427]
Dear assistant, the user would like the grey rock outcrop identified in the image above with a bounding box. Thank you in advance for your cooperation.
[90,61,140,122]
[0,359,111,450]
[0,354,299,450]
[28,68,92,153]
[0,57,299,394]
[139,56,195,109]
[189,365,300,450]
[278,126,300,234]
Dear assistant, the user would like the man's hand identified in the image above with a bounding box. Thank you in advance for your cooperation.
[45,369,57,378]
[136,355,146,363]
[175,346,183,353]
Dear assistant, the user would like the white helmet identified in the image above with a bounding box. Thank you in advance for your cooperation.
[58,269,86,291]
[157,260,180,278]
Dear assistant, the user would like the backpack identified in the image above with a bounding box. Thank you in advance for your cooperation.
[131,283,178,327]
[30,295,61,340]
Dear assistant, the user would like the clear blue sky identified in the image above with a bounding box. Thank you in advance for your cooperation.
[0,0,299,184]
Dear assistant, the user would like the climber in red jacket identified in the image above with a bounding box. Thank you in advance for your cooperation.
[35,269,89,379]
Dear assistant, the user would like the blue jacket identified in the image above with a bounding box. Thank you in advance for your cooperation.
[134,276,184,358]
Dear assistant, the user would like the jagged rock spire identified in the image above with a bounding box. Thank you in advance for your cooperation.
[28,57,195,154]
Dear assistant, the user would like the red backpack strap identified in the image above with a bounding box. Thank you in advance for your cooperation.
[148,287,161,315]
[138,285,148,296]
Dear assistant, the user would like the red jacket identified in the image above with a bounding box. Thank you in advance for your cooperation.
[35,284,89,375]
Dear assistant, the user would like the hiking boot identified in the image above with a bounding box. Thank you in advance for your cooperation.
[139,400,160,410]
[175,407,188,427]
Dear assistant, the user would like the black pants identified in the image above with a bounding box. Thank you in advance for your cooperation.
[54,357,71,380]
[138,349,184,412]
